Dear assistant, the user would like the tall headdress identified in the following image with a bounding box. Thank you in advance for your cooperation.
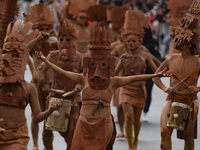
[57,21,77,39]
[109,4,131,32]
[82,26,116,90]
[0,20,38,83]
[87,4,107,22]
[170,0,200,51]
[121,10,149,41]
[23,3,55,30]
[167,0,193,26]
[68,0,90,18]
[0,0,18,47]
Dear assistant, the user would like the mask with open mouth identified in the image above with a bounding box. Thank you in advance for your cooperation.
[82,26,116,90]
[0,20,38,83]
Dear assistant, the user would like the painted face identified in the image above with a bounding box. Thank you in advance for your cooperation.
[58,35,76,60]
[170,14,197,50]
[125,34,141,51]
[76,12,87,26]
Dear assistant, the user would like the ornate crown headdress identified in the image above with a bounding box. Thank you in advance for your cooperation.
[90,26,111,51]
[23,3,55,30]
[170,0,200,50]
[57,21,77,39]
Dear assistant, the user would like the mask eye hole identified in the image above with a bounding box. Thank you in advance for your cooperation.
[60,38,63,42]
[99,60,108,69]
[12,54,19,58]
[66,39,71,42]
[89,59,97,69]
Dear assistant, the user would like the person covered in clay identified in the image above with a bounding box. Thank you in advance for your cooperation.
[115,10,160,150]
[35,25,168,150]
[23,3,58,150]
[108,5,131,138]
[67,0,91,57]
[34,21,82,150]
[0,20,62,150]
[153,1,200,149]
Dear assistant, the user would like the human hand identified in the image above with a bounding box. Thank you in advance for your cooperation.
[35,51,46,61]
[41,82,51,94]
[119,56,126,67]
[156,67,171,77]
[164,87,174,94]
[50,99,63,111]
[188,86,199,94]
[0,118,5,132]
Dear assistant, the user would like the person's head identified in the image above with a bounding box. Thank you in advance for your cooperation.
[57,21,77,60]
[82,26,115,90]
[0,20,38,83]
[76,11,88,26]
[123,34,141,51]
[121,10,149,51]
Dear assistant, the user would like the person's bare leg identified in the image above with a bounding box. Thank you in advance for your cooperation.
[184,100,199,150]
[132,106,143,147]
[43,125,53,150]
[105,121,114,148]
[123,103,134,149]
[31,119,39,150]
[117,105,125,137]
[160,101,173,150]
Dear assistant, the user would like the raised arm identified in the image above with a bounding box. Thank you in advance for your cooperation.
[36,51,85,85]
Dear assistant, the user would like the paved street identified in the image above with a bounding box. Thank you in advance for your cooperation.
[24,68,200,150]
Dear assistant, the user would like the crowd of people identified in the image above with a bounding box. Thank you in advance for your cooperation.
[0,0,199,150]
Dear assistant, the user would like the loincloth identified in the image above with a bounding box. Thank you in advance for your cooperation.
[58,105,80,144]
[71,115,116,150]
[119,85,146,108]
[0,121,29,150]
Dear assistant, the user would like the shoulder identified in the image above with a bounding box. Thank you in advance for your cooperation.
[74,52,82,62]
[24,81,37,95]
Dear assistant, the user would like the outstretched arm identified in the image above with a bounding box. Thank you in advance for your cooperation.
[112,72,163,89]
[36,51,85,85]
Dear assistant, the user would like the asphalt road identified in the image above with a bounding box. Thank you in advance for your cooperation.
[24,67,200,150]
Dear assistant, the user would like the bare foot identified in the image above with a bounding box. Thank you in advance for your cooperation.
[32,146,38,150]
[132,137,138,147]
[117,132,124,138]
[115,119,119,123]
